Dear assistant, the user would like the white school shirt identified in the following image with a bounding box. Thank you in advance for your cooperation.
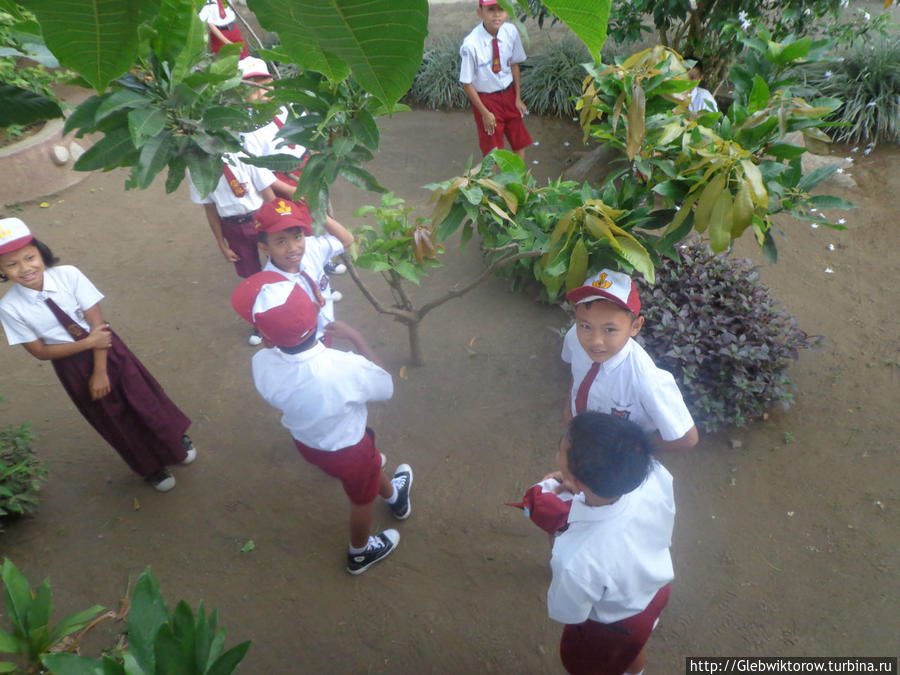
[252,341,393,451]
[547,460,675,624]
[262,234,343,340]
[198,0,236,27]
[562,327,694,441]
[241,107,307,160]
[188,154,276,217]
[690,86,718,114]
[459,22,526,93]
[0,265,103,345]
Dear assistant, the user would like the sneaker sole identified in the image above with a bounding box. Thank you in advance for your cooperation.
[391,464,413,520]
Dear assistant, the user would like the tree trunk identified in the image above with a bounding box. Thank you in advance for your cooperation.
[407,320,423,367]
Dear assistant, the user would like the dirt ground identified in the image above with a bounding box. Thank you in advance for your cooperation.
[2,4,899,674]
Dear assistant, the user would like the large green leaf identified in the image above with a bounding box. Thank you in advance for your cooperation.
[40,653,105,675]
[0,83,63,127]
[127,569,169,674]
[248,0,428,108]
[23,0,157,92]
[150,0,206,81]
[73,128,136,171]
[1,559,32,633]
[542,0,610,60]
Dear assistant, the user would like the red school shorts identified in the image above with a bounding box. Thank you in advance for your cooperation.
[473,85,533,155]
[220,213,262,278]
[559,583,671,675]
[292,428,382,505]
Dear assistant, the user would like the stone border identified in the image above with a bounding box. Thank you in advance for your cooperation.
[0,119,94,207]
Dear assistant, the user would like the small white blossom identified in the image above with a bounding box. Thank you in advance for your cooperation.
[532,160,539,165]
[824,268,835,274]
[738,10,748,21]
[836,167,844,174]
[863,147,872,156]
[851,146,859,153]
[572,117,578,122]
[810,207,819,212]
[787,511,795,517]
[803,8,811,15]
[532,141,540,147]
[563,141,570,147]
[827,244,835,251]
[810,223,820,229]
[824,70,832,78]
[838,218,846,224]
[864,11,871,20]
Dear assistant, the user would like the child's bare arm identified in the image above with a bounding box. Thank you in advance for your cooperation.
[323,215,354,249]
[652,425,699,452]
[20,303,112,362]
[562,380,573,425]
[511,63,527,116]
[323,321,383,367]
[202,204,238,263]
[84,304,111,400]
[462,83,496,134]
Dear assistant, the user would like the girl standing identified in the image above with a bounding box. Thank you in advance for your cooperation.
[0,218,197,491]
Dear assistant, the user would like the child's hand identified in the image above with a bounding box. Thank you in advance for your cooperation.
[541,470,578,495]
[323,320,359,343]
[481,110,497,135]
[85,324,112,350]
[89,371,111,400]
[515,98,527,116]
[219,241,239,263]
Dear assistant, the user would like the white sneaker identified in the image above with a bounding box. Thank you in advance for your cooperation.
[331,263,347,275]
[147,468,175,492]
[331,290,343,302]
[248,331,263,346]
[346,529,400,574]
[181,435,197,465]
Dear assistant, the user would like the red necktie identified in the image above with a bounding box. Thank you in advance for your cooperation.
[574,362,600,415]
[491,37,501,74]
[300,271,326,307]
[44,297,88,340]
[216,0,227,19]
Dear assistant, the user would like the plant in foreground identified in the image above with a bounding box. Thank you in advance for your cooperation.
[0,560,249,674]
[0,418,47,530]
[634,240,819,433]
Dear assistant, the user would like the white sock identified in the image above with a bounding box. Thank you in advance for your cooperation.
[385,485,398,504]
[631,670,644,675]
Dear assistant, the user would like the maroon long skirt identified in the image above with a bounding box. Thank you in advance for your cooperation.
[51,331,190,478]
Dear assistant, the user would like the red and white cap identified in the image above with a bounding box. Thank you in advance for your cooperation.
[0,218,34,255]
[505,479,574,535]
[238,56,271,80]
[565,268,641,315]
[231,271,319,347]
[479,0,499,5]
[254,199,312,236]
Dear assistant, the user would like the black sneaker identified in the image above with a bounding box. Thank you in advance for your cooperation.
[389,464,413,520]
[146,468,175,492]
[346,529,399,575]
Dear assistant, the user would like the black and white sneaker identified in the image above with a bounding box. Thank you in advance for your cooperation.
[389,464,413,520]
[180,434,197,465]
[346,529,400,575]
[147,468,175,492]
[324,262,347,275]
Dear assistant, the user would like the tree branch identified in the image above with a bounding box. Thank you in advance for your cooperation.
[417,249,541,318]
[342,255,417,324]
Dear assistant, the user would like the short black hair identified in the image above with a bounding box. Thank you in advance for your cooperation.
[277,331,319,353]
[576,299,637,322]
[0,237,58,282]
[567,412,653,498]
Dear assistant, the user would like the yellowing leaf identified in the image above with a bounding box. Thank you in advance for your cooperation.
[665,190,701,235]
[694,173,727,234]
[740,159,767,206]
[708,190,734,253]
[615,236,655,284]
[732,182,754,238]
[39,202,50,208]
[625,82,646,161]
[566,238,589,292]
[399,365,408,380]
[477,178,519,213]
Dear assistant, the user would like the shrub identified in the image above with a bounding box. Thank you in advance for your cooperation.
[521,36,590,117]
[634,240,818,433]
[0,420,47,528]
[806,36,900,145]
[407,35,470,110]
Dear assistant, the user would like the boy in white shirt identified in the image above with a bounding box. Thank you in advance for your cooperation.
[459,0,532,159]
[562,269,698,452]
[231,272,413,574]
[545,412,675,675]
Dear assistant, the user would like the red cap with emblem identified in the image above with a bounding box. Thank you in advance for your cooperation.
[565,268,641,316]
[231,271,319,348]
[0,218,34,256]
[254,199,313,236]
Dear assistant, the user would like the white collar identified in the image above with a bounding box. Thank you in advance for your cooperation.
[597,337,634,373]
[16,267,58,303]
[567,491,631,524]
[273,340,325,362]
[475,22,504,44]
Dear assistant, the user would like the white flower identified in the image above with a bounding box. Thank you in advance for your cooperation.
[738,10,748,21]
[532,160,539,165]
[838,218,846,224]
[563,141,570,147]
[827,244,835,251]
[864,11,871,20]
[810,207,819,212]
[863,147,872,156]
[840,0,848,7]
[824,70,832,78]
[824,268,835,274]
[810,223,820,229]
[836,167,844,174]
[787,511,795,516]
[803,8,811,15]
[851,146,859,153]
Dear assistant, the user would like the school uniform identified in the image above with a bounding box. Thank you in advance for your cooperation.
[562,328,695,441]
[188,154,276,278]
[548,460,675,675]
[251,341,393,504]
[198,0,249,57]
[690,86,718,114]
[0,266,189,477]
[459,22,533,155]
[262,233,342,341]
[241,107,308,187]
